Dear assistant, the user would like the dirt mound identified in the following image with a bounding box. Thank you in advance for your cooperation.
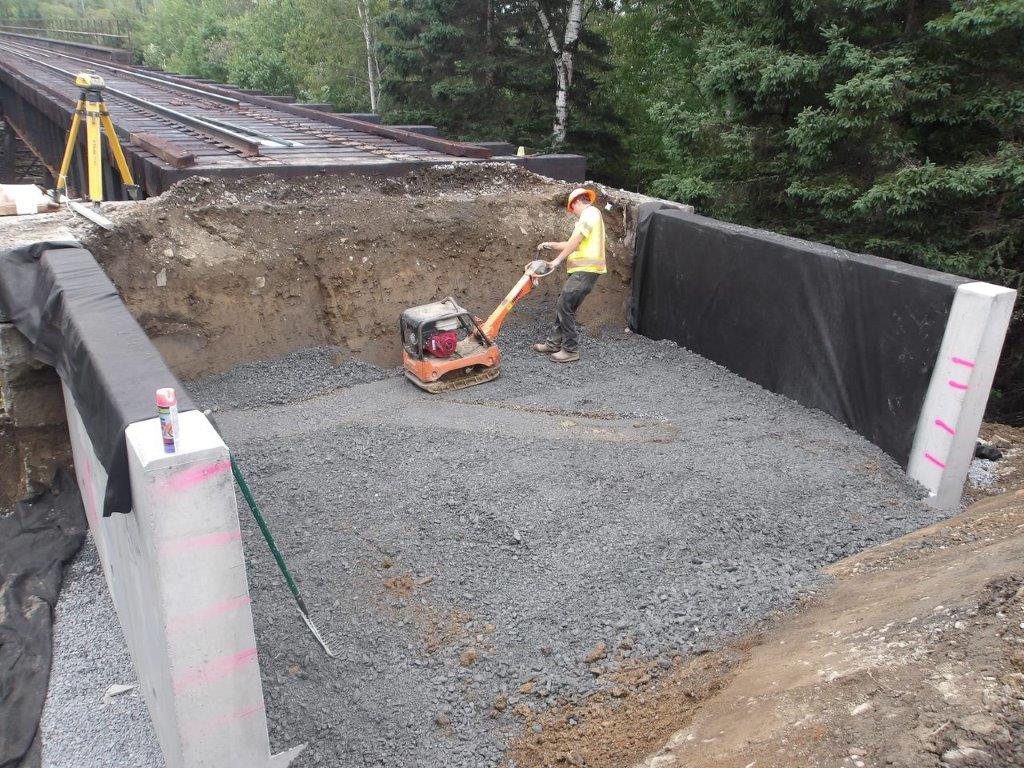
[618,487,1024,768]
[81,165,636,379]
[154,162,556,210]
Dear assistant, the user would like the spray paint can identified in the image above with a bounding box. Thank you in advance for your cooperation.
[156,387,179,453]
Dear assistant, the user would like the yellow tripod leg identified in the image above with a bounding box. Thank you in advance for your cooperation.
[55,99,85,198]
[99,108,140,199]
[84,100,103,202]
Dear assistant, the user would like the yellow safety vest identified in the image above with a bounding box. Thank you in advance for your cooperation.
[567,205,606,274]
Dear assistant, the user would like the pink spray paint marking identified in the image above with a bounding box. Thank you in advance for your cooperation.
[951,356,975,368]
[183,702,265,744]
[159,529,242,558]
[173,646,257,694]
[934,418,956,436]
[948,379,968,391]
[924,452,946,469]
[160,459,231,493]
[167,595,252,634]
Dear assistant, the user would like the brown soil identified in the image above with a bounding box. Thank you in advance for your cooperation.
[81,164,640,379]
[509,435,1024,768]
[508,651,744,768]
[377,562,480,656]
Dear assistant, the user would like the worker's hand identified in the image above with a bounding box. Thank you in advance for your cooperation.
[545,260,558,272]
[538,242,555,251]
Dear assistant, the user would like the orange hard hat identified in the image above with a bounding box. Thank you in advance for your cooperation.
[566,187,596,211]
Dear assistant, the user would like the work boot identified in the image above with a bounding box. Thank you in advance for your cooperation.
[533,341,559,354]
[551,349,580,363]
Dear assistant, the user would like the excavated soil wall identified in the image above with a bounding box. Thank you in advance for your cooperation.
[83,165,641,379]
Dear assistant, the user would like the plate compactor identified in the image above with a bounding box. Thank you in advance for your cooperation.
[402,258,554,393]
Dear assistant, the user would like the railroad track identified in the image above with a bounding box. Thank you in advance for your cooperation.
[0,32,494,194]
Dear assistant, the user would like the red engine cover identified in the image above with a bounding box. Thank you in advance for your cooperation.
[425,330,458,358]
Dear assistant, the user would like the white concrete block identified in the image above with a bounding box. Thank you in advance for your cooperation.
[62,386,303,768]
[64,383,109,553]
[907,282,1017,508]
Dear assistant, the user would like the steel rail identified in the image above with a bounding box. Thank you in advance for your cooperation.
[0,34,240,106]
[0,44,264,155]
[0,32,490,159]
[0,25,129,42]
[198,113,304,147]
[4,39,302,147]
[114,67,495,159]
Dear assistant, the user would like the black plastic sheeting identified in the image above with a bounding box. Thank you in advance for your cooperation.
[0,241,195,516]
[629,205,967,467]
[0,470,87,768]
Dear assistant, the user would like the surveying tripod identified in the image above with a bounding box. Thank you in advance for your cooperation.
[53,73,140,203]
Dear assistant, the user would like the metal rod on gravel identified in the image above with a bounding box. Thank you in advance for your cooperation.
[204,410,335,658]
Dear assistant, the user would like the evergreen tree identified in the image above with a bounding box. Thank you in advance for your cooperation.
[378,0,625,178]
[652,0,1023,417]
[378,0,551,141]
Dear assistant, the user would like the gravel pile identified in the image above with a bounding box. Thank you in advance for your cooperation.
[969,458,996,486]
[196,319,945,768]
[186,346,392,411]
[40,541,161,768]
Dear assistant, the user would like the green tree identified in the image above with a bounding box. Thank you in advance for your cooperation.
[652,0,1024,418]
[378,0,549,140]
[226,0,302,95]
[138,0,382,110]
[596,0,712,189]
[137,0,240,80]
[378,0,626,177]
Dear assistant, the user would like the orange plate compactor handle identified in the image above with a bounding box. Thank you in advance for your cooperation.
[479,260,551,341]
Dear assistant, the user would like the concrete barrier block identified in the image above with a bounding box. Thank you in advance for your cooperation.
[340,113,381,124]
[391,125,439,136]
[64,387,303,768]
[475,141,516,155]
[908,282,1017,508]
[525,154,586,183]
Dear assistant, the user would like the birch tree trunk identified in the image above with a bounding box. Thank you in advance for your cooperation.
[356,0,381,113]
[533,0,586,146]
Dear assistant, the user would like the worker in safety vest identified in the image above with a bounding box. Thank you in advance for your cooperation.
[534,187,606,363]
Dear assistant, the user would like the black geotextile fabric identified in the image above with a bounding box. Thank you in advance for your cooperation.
[629,205,968,467]
[0,241,195,516]
[0,470,87,768]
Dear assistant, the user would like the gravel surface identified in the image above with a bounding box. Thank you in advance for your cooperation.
[968,457,998,488]
[187,346,392,411]
[197,318,946,768]
[41,540,162,768]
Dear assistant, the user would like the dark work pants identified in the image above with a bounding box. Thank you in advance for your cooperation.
[546,271,600,352]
